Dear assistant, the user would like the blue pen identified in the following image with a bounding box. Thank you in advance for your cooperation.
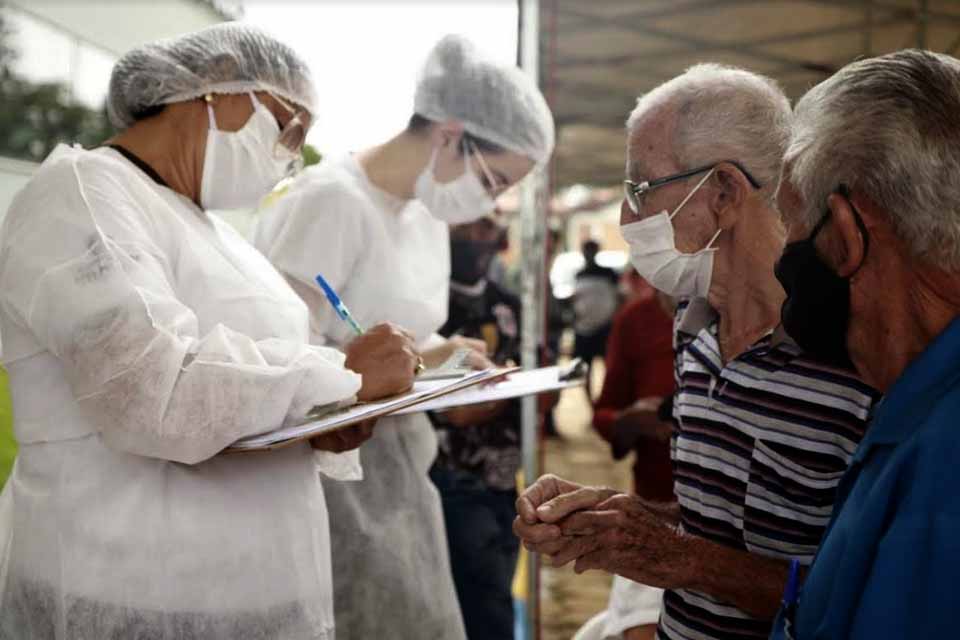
[315,274,364,336]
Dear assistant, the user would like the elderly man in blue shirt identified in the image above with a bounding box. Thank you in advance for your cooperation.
[769,48,960,638]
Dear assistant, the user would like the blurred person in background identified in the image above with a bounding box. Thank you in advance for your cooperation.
[0,24,419,640]
[515,64,878,640]
[572,239,620,402]
[592,269,675,503]
[429,212,523,640]
[254,34,554,640]
[541,226,568,438]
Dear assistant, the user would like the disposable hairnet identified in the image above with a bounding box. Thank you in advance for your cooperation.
[414,34,555,164]
[108,22,317,129]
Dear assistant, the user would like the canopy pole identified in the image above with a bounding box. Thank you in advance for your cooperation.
[518,1,547,638]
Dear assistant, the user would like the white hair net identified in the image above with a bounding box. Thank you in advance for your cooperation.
[414,34,555,164]
[107,22,317,130]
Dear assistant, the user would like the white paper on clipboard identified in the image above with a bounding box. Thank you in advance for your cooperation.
[226,366,519,452]
[394,365,584,415]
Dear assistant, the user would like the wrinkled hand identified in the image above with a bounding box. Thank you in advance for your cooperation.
[309,419,377,453]
[548,494,695,590]
[513,474,617,555]
[344,323,419,401]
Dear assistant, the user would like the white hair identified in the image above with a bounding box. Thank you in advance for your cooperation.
[785,49,960,270]
[626,63,792,195]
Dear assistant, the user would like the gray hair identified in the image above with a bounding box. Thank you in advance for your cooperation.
[784,49,960,270]
[626,63,792,195]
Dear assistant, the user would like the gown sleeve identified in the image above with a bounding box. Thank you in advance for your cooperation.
[0,152,361,465]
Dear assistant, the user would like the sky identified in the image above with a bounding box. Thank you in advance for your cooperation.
[242,1,519,156]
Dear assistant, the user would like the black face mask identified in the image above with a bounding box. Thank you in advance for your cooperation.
[450,238,499,285]
[774,189,869,369]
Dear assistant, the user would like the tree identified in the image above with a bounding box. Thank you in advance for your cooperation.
[0,12,114,163]
[0,13,317,167]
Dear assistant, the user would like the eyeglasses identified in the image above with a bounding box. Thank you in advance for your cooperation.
[466,140,505,195]
[623,161,761,214]
[264,92,309,177]
[267,92,308,154]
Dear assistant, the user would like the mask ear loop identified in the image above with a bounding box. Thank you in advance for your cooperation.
[247,91,269,117]
[467,140,501,192]
[204,94,217,130]
[702,226,723,252]
[426,145,442,178]
[668,167,714,221]
[667,167,722,252]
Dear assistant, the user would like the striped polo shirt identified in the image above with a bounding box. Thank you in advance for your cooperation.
[658,299,879,640]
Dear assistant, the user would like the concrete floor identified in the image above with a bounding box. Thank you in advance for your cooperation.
[539,363,634,640]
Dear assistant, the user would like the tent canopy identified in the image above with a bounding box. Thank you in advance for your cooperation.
[540,0,960,189]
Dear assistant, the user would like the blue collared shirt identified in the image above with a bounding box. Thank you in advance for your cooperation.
[774,316,960,639]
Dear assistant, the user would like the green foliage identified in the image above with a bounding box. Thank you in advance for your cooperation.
[302,142,322,168]
[0,11,114,163]
[0,71,114,161]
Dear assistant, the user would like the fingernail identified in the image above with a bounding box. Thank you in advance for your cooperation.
[538,504,552,513]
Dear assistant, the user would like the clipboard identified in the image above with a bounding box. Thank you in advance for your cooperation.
[226,366,520,453]
[394,363,586,415]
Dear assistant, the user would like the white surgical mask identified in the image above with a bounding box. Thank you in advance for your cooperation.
[414,142,496,224]
[200,93,292,211]
[619,168,720,299]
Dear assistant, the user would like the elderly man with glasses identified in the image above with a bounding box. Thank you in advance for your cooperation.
[514,64,879,640]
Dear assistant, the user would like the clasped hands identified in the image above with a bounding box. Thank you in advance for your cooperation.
[512,474,697,590]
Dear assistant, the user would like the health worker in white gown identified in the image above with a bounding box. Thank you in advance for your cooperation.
[0,24,419,640]
[253,35,555,640]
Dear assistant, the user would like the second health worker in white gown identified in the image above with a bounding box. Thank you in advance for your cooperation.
[254,35,554,639]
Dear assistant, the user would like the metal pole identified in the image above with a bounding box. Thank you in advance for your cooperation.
[519,1,546,638]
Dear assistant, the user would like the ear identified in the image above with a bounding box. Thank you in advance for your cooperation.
[709,161,751,231]
[431,119,466,150]
[823,192,868,278]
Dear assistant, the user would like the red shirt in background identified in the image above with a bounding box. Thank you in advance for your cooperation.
[592,280,675,501]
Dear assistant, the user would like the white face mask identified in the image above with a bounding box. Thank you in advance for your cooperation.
[200,93,292,211]
[414,142,496,224]
[619,168,720,299]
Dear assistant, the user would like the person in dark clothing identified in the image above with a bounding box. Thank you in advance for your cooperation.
[572,240,620,402]
[429,214,522,640]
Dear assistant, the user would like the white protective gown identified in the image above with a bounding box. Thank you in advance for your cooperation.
[0,145,363,640]
[254,156,467,640]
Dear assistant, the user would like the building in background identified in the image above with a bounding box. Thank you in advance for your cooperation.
[0,0,238,220]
